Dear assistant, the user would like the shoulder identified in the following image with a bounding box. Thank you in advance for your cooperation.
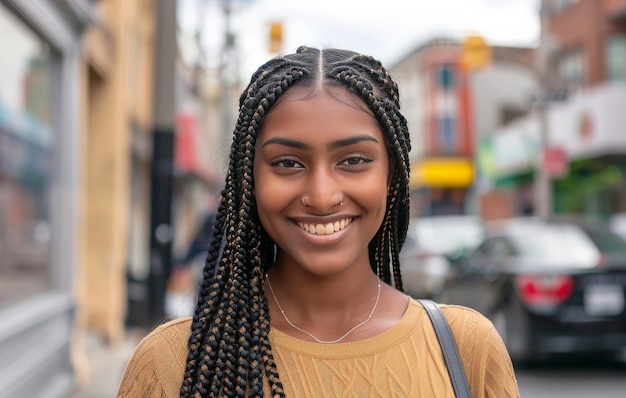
[410,298,485,321]
[135,317,193,357]
[427,302,505,356]
[117,317,192,398]
[439,303,494,335]
[410,300,496,345]
[413,300,520,397]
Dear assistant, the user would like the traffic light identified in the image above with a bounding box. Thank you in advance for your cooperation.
[461,34,491,71]
[268,21,283,53]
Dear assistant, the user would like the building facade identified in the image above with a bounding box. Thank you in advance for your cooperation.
[0,0,92,396]
[0,0,225,395]
[390,38,538,219]
[74,0,159,388]
[545,0,626,216]
[488,0,626,217]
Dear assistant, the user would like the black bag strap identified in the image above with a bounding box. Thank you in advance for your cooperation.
[418,299,472,398]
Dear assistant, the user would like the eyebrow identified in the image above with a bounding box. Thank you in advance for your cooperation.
[328,135,379,150]
[261,134,379,150]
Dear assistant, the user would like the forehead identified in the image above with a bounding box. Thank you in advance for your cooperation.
[274,84,369,110]
[259,86,381,138]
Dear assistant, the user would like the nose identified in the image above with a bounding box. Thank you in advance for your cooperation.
[302,166,343,211]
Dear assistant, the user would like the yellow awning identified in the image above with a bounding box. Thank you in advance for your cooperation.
[411,157,474,188]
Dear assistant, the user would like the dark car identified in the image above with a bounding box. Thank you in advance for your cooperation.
[436,217,626,363]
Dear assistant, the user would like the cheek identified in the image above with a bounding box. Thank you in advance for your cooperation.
[358,175,390,212]
[254,182,274,215]
[253,172,293,225]
[254,188,273,233]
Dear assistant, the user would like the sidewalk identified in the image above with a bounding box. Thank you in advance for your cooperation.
[68,291,195,397]
[70,328,147,398]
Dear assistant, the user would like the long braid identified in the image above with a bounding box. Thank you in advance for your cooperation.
[181,46,412,397]
[181,56,309,396]
[328,56,411,287]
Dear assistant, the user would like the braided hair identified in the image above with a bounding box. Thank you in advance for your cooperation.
[180,46,412,397]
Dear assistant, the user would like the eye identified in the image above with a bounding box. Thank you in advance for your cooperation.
[339,155,372,167]
[271,158,304,169]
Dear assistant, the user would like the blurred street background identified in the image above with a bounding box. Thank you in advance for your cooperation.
[3,0,626,396]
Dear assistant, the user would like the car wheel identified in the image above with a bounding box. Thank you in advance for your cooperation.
[491,298,530,364]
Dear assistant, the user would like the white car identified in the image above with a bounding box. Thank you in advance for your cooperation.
[400,215,485,298]
[610,213,626,242]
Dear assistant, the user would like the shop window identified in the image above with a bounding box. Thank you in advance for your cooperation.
[557,47,585,95]
[546,0,580,14]
[438,64,455,89]
[0,5,53,308]
[500,104,527,125]
[605,35,626,82]
[438,116,456,151]
[434,85,457,152]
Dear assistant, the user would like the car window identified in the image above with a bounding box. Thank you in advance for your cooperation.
[414,217,483,253]
[473,239,492,257]
[584,228,626,255]
[508,224,600,267]
[473,237,512,257]
[490,237,514,257]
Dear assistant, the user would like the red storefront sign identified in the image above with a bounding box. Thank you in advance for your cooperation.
[542,146,568,177]
[175,112,198,173]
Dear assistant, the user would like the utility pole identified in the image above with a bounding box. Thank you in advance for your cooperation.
[147,0,177,326]
[220,0,238,146]
[534,2,553,220]
[461,23,555,220]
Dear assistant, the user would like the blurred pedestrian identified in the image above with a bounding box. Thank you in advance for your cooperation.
[177,211,216,267]
[117,46,519,397]
[165,196,218,318]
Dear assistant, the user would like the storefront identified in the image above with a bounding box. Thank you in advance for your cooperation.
[486,82,626,218]
[0,1,93,396]
[488,113,541,215]
[410,156,475,217]
[549,83,626,216]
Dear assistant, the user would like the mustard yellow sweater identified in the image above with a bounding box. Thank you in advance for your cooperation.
[117,299,519,397]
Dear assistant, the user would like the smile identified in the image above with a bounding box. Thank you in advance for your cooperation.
[297,218,353,235]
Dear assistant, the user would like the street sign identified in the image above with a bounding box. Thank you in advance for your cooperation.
[461,34,491,71]
[542,146,568,177]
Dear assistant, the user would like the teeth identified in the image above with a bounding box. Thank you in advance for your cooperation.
[298,218,352,235]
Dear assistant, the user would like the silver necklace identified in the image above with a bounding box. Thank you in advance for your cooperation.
[264,274,381,344]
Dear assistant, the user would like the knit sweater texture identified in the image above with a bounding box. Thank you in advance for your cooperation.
[117,298,519,397]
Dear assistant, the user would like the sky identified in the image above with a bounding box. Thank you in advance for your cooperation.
[178,0,541,83]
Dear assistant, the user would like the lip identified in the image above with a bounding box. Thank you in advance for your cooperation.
[290,216,356,244]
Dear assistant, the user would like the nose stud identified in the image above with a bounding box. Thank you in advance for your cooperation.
[339,197,344,206]
[302,196,309,207]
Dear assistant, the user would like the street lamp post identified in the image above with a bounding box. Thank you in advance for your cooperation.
[145,0,177,327]
[462,28,556,220]
[220,0,237,146]
[533,2,558,220]
[217,0,253,149]
[534,93,552,219]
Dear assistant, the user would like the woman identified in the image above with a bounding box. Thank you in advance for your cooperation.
[117,46,519,397]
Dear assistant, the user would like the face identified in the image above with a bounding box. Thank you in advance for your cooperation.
[253,86,390,277]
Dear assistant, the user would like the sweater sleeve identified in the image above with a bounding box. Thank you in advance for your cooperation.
[116,318,191,398]
[442,305,520,398]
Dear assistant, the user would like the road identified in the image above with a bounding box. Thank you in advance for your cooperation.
[516,357,626,398]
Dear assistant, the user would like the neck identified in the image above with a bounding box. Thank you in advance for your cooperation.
[266,267,379,314]
[264,270,382,343]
